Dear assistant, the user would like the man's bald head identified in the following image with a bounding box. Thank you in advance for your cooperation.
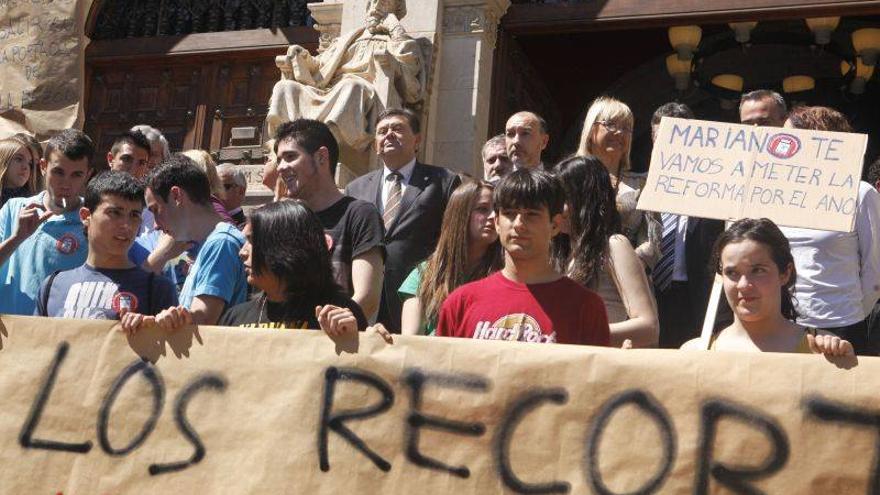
[505,111,549,170]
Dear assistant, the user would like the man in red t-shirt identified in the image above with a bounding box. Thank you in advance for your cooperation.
[436,169,610,346]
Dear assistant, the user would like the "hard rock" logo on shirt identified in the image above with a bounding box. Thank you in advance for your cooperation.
[472,313,556,343]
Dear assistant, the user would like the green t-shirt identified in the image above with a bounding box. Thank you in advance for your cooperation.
[398,262,435,335]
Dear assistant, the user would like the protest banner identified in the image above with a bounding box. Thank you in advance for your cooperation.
[0,314,878,493]
[0,0,90,139]
[637,117,868,233]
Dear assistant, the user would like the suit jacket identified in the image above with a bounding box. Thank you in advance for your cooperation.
[345,162,460,331]
[684,217,730,327]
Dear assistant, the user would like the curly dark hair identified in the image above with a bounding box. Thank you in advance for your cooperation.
[786,105,852,133]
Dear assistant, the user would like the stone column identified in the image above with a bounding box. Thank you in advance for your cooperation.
[308,1,344,53]
[425,0,509,175]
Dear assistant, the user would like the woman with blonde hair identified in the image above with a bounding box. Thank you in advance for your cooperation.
[0,136,41,208]
[398,177,502,335]
[181,149,235,225]
[577,96,660,267]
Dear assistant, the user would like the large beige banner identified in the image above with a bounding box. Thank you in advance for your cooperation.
[0,314,877,493]
[0,0,89,139]
[638,117,868,232]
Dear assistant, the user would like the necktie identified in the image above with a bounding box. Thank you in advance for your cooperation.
[383,172,402,230]
[654,212,678,292]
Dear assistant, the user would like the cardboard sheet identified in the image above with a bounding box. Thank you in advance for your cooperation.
[0,315,877,493]
[0,1,88,139]
[638,117,867,232]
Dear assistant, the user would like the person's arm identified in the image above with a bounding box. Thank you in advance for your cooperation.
[856,184,880,315]
[350,247,383,321]
[401,297,423,336]
[633,212,661,269]
[142,233,189,274]
[189,295,227,325]
[606,235,659,347]
[0,202,53,267]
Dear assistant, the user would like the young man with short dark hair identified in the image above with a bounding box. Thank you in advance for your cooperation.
[144,154,247,325]
[276,118,385,320]
[0,129,96,315]
[35,171,178,321]
[107,130,151,179]
[436,169,610,345]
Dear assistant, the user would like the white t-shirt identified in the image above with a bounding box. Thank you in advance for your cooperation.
[780,181,880,328]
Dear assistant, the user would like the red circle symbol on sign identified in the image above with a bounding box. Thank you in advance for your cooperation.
[768,133,801,159]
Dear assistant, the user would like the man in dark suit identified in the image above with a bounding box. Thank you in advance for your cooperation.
[346,108,459,332]
[651,103,728,347]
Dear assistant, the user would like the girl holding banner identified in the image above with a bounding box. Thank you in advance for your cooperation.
[682,218,852,356]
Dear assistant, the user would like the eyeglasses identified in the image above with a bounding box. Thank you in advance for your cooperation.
[223,183,238,191]
[596,121,633,135]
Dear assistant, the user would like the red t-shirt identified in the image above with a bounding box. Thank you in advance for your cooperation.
[436,272,610,346]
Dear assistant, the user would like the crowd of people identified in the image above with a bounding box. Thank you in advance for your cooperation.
[0,89,877,358]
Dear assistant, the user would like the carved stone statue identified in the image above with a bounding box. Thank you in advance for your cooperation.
[266,0,425,151]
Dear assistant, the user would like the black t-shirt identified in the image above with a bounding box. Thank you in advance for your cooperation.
[316,196,384,296]
[218,292,369,331]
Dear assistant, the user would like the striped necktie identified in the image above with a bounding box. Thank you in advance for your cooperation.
[654,212,678,292]
[383,172,402,230]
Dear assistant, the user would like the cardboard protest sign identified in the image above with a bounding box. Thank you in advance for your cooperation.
[638,117,868,232]
[0,1,90,139]
[0,314,878,493]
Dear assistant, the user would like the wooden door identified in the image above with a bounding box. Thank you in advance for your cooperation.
[84,27,318,167]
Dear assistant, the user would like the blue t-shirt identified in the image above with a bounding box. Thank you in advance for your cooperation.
[179,222,247,310]
[0,192,88,315]
[128,228,195,292]
[35,264,178,319]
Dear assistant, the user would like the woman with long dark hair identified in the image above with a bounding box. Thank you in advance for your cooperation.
[553,155,658,347]
[681,218,852,355]
[398,177,502,335]
[219,200,367,334]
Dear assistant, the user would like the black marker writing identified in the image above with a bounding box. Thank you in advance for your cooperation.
[19,342,92,453]
[149,374,227,476]
[318,367,394,472]
[494,388,570,494]
[403,368,489,478]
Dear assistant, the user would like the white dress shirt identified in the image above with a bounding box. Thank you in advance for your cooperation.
[779,181,880,328]
[380,158,416,215]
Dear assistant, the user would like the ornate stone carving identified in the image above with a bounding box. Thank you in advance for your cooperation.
[442,1,507,49]
[266,0,426,151]
[443,6,490,34]
[314,23,341,53]
[308,1,343,54]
